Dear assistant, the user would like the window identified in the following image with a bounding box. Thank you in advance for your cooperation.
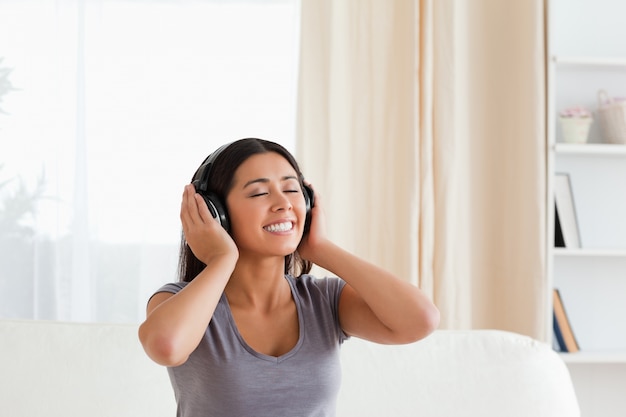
[0,0,300,322]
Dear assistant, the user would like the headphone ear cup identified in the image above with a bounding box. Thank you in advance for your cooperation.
[303,184,314,233]
[200,191,230,232]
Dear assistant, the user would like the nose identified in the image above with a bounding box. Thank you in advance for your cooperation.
[271,191,293,212]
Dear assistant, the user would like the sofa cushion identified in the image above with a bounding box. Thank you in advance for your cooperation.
[1,320,175,417]
[338,329,580,417]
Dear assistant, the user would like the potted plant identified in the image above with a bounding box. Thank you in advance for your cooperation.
[559,106,593,144]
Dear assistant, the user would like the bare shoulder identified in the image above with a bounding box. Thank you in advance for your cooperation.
[146,291,176,315]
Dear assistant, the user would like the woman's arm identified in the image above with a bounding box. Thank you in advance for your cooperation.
[316,242,439,344]
[138,185,238,366]
[298,187,439,344]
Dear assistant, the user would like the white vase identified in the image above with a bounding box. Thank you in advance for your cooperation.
[559,117,592,144]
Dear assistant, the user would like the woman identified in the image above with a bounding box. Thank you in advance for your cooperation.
[139,138,439,416]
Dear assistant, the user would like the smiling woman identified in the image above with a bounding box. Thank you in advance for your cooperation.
[0,0,300,323]
[138,138,439,416]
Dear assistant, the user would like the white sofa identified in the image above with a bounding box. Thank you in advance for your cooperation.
[1,319,580,417]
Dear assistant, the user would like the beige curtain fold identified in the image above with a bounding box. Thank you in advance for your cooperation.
[297,0,547,341]
[296,0,419,283]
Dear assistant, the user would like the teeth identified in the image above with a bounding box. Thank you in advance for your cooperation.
[264,222,293,232]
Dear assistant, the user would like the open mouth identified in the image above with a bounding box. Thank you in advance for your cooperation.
[263,221,294,233]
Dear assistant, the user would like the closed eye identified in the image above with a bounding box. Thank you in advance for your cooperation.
[251,190,298,197]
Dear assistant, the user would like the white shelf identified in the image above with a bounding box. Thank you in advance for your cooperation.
[553,248,626,258]
[553,55,626,68]
[560,350,626,364]
[554,143,626,156]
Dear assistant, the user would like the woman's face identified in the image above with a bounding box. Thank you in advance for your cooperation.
[226,151,307,258]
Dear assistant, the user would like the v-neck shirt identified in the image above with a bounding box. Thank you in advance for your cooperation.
[153,274,348,417]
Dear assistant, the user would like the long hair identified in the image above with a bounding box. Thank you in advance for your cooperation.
[177,138,312,282]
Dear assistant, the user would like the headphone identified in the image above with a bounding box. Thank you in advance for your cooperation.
[191,141,315,234]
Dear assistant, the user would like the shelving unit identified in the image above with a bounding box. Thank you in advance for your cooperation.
[547,53,626,416]
[548,136,626,355]
[548,3,626,415]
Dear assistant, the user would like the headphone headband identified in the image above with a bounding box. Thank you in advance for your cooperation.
[191,140,314,233]
[193,142,232,193]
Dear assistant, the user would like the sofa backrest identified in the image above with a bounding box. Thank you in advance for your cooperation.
[1,320,175,417]
[338,329,580,417]
[1,320,579,417]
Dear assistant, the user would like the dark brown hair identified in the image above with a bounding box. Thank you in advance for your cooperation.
[178,138,312,282]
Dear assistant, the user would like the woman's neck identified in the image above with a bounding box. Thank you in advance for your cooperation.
[224,256,289,312]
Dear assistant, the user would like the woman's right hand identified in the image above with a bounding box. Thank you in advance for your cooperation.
[139,184,237,367]
[180,184,239,265]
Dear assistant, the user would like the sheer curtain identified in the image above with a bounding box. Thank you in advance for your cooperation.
[297,0,547,340]
[0,0,300,323]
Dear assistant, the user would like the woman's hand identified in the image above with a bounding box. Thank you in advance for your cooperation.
[296,182,440,345]
[139,184,238,367]
[180,184,238,265]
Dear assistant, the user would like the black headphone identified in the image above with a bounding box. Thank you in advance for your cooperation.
[191,142,315,233]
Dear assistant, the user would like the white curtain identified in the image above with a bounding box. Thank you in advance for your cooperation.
[0,0,300,323]
[297,0,547,340]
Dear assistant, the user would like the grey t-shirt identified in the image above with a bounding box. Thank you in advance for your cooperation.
[154,274,348,417]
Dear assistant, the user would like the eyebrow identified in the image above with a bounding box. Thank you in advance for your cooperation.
[242,175,299,189]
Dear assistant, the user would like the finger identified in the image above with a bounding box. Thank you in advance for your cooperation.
[181,184,202,227]
[194,193,216,224]
[180,186,192,229]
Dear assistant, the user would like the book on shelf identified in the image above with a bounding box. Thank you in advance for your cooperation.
[553,288,580,353]
[554,173,581,248]
[554,205,565,247]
